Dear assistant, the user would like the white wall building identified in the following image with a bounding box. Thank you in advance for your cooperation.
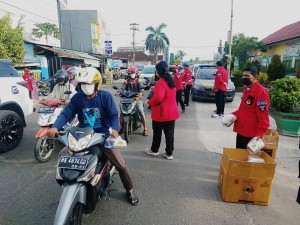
[0,0,66,47]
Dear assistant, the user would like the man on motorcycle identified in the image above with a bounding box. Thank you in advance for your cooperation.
[66,66,81,89]
[116,65,148,136]
[45,67,139,206]
[50,70,76,104]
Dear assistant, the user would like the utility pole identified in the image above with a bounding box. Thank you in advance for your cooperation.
[130,23,139,65]
[227,0,233,75]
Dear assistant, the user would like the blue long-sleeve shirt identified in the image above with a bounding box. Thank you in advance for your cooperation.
[52,90,119,136]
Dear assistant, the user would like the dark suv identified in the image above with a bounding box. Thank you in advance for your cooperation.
[0,59,34,152]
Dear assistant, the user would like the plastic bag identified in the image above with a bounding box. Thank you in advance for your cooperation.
[221,114,237,127]
[247,137,265,154]
[247,155,265,163]
[104,128,127,149]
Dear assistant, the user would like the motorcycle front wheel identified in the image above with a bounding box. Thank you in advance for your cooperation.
[42,87,51,96]
[65,203,83,225]
[123,120,132,143]
[34,137,55,163]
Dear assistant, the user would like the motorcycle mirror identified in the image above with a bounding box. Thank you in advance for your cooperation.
[64,90,72,95]
[112,86,118,90]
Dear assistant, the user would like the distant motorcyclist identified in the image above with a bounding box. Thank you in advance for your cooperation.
[50,70,76,104]
[116,65,148,136]
[66,66,81,89]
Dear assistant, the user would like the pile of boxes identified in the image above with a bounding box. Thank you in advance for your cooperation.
[218,129,279,206]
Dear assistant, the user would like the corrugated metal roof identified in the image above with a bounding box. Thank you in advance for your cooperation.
[261,21,300,45]
[37,45,84,59]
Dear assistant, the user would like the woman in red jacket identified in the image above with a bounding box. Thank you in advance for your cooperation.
[145,61,180,160]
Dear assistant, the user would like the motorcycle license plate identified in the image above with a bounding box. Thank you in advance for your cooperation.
[38,107,55,113]
[58,156,89,170]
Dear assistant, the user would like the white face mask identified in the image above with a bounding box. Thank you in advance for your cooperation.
[81,84,95,95]
[130,74,136,79]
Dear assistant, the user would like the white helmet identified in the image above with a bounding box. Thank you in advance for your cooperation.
[77,67,102,95]
[66,66,81,77]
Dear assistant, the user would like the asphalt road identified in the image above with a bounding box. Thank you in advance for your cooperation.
[0,84,299,225]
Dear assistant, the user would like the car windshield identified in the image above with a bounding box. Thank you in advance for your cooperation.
[0,62,20,77]
[142,66,155,74]
[196,69,217,80]
[193,66,200,75]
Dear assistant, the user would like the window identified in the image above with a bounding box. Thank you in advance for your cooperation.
[0,62,20,77]
[196,69,217,80]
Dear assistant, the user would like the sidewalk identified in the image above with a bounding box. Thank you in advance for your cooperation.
[194,92,299,177]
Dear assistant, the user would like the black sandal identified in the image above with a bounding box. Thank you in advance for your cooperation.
[126,191,139,206]
[143,130,148,136]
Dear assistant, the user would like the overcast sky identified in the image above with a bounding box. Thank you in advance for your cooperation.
[69,0,300,61]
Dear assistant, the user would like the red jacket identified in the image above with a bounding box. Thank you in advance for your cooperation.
[22,73,33,91]
[213,66,228,91]
[173,72,184,91]
[147,78,180,122]
[232,82,270,137]
[183,67,193,86]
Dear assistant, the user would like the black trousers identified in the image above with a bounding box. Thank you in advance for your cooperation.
[236,134,253,149]
[184,85,192,105]
[176,90,185,111]
[151,120,175,156]
[215,90,225,115]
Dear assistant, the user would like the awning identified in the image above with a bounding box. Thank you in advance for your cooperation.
[53,47,100,67]
[36,45,101,67]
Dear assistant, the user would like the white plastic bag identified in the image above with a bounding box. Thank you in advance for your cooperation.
[247,137,265,154]
[221,114,237,127]
[247,155,265,163]
[104,135,127,149]
[104,127,127,149]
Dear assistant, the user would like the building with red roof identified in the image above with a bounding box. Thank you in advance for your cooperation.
[259,21,300,70]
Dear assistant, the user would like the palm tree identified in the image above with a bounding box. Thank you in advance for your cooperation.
[145,23,170,64]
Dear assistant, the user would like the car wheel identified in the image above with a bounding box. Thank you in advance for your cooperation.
[0,110,24,153]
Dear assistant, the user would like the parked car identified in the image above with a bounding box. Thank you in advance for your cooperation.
[139,65,156,89]
[191,65,235,102]
[135,64,145,75]
[0,59,34,152]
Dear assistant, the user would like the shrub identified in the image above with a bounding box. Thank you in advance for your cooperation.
[269,78,300,113]
[267,54,286,81]
[258,72,268,84]
[231,69,243,87]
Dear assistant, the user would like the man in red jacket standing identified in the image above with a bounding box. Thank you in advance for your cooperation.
[231,66,270,149]
[182,61,193,107]
[211,61,228,118]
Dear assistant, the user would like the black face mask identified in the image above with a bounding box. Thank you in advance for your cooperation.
[242,78,251,86]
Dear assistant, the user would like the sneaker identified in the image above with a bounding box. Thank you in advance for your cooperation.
[162,152,173,160]
[182,110,186,114]
[144,147,159,156]
[211,113,224,118]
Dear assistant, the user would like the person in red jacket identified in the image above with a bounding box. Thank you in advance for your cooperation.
[231,66,270,149]
[211,61,228,118]
[22,68,33,99]
[170,65,186,114]
[182,61,193,106]
[145,61,180,160]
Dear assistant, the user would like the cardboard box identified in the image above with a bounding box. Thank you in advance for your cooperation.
[262,129,279,160]
[218,148,276,206]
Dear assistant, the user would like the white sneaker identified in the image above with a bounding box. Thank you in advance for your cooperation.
[162,152,173,160]
[211,113,224,118]
[144,148,159,156]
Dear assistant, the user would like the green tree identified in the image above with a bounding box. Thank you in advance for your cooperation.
[145,23,169,64]
[174,50,186,65]
[223,33,266,71]
[267,54,286,81]
[0,14,25,64]
[31,22,60,45]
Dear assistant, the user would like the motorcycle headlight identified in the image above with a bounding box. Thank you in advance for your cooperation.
[68,133,92,152]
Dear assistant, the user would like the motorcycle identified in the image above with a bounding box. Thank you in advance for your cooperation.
[53,126,116,225]
[113,86,142,143]
[36,79,54,96]
[34,98,78,163]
